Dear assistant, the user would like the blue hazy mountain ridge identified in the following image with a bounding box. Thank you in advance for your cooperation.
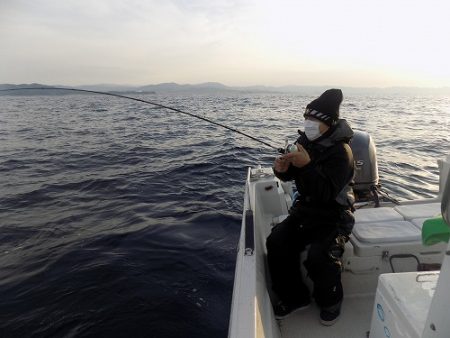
[1,82,450,95]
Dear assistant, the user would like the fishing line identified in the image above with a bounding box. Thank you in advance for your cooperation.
[0,87,279,151]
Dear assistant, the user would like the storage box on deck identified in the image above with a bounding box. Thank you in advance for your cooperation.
[350,220,423,257]
[369,271,439,338]
[350,203,443,258]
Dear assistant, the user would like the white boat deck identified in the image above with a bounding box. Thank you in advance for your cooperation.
[280,295,373,338]
[228,156,450,338]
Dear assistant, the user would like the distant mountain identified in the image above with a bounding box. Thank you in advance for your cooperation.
[137,82,231,92]
[1,82,449,96]
[0,83,76,95]
[0,83,54,90]
[0,83,156,95]
[77,84,138,92]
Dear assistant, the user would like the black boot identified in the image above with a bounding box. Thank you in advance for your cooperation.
[320,301,342,326]
[273,298,311,320]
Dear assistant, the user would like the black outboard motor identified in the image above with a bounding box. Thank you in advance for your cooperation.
[349,130,380,204]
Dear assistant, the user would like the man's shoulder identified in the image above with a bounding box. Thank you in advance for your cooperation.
[320,142,353,162]
[328,141,351,153]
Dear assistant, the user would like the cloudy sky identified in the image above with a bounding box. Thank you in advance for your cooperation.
[1,0,449,87]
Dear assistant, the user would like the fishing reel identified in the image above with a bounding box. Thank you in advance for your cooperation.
[278,139,299,154]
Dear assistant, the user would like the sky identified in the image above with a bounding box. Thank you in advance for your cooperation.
[1,0,450,87]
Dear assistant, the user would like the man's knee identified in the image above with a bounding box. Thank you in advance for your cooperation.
[266,219,289,247]
[266,226,284,253]
[304,246,341,283]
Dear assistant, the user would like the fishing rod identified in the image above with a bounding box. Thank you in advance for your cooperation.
[0,87,279,151]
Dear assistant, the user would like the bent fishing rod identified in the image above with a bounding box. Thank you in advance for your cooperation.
[0,87,279,151]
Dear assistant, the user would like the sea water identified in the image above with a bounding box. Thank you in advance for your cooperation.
[0,91,449,337]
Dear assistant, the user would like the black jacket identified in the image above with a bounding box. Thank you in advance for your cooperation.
[274,119,355,212]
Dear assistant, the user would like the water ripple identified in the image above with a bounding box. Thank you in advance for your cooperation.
[0,92,449,337]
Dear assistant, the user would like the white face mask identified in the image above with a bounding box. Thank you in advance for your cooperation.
[304,119,322,141]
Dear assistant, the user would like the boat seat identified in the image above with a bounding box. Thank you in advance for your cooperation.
[394,203,441,220]
[349,203,443,257]
[354,207,404,223]
[349,220,436,257]
[411,218,429,230]
[275,203,439,225]
[273,207,405,225]
[352,221,421,244]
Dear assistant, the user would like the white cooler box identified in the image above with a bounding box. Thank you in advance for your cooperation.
[369,271,439,338]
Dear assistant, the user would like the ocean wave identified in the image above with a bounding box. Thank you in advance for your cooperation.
[0,92,448,337]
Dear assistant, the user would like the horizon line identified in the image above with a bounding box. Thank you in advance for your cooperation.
[2,82,450,90]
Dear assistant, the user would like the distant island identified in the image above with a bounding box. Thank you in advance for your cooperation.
[1,82,449,96]
[0,83,156,96]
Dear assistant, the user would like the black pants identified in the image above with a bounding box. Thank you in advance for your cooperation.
[266,211,343,308]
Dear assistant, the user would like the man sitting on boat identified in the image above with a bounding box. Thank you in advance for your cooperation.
[266,88,355,326]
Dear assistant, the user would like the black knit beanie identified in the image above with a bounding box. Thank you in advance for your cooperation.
[304,89,343,126]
